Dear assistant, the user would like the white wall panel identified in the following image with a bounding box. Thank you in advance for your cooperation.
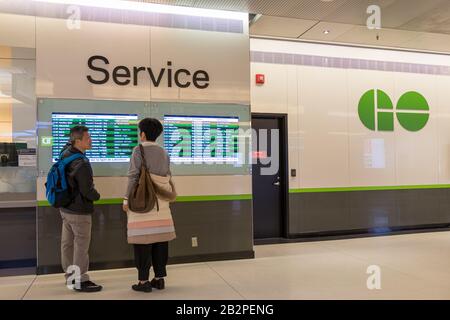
[0,13,35,53]
[251,63,288,114]
[298,66,350,188]
[36,18,250,104]
[287,66,299,189]
[151,28,250,104]
[347,69,397,187]
[394,73,439,185]
[36,17,151,101]
[149,27,180,101]
[173,175,252,197]
[437,76,450,184]
[37,175,251,200]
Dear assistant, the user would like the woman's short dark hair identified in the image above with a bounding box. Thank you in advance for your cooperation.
[138,118,163,142]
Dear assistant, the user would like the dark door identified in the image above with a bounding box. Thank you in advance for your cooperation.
[252,115,286,239]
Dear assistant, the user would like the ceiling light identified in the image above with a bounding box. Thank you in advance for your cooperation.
[32,0,248,21]
[323,30,331,34]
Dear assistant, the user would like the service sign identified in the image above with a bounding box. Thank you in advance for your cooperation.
[36,17,250,104]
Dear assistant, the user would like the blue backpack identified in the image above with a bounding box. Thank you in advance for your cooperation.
[45,153,86,208]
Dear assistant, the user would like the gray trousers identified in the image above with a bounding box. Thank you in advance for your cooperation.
[60,211,92,283]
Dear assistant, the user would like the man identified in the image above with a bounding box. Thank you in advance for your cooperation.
[60,125,102,292]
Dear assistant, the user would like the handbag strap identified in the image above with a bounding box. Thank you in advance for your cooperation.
[138,144,148,170]
[138,144,160,211]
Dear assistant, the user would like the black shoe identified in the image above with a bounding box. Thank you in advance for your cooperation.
[132,281,152,293]
[150,278,165,290]
[73,280,103,293]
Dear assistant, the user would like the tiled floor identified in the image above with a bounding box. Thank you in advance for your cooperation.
[2,231,450,299]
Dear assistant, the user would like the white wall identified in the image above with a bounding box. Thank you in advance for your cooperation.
[36,17,250,104]
[251,38,450,189]
[0,13,35,55]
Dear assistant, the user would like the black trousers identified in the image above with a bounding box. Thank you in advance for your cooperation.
[133,242,168,281]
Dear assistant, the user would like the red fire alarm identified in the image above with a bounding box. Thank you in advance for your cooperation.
[255,74,265,85]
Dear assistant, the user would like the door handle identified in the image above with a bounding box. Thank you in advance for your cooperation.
[273,181,280,186]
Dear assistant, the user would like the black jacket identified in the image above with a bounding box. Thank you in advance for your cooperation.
[60,145,100,214]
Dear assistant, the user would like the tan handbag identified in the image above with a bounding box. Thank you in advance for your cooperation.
[128,144,160,213]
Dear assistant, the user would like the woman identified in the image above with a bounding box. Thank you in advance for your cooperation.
[123,118,177,293]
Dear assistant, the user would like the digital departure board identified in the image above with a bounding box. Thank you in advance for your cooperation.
[51,113,138,163]
[163,115,239,163]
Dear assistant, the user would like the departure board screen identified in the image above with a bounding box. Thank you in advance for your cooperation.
[163,115,239,163]
[51,113,138,163]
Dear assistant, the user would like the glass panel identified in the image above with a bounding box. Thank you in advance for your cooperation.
[37,98,150,177]
[151,102,251,176]
[0,58,36,202]
[37,98,251,177]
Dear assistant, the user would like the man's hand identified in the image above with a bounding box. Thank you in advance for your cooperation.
[122,204,129,212]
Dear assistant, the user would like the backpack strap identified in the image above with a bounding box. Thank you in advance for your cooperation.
[58,143,72,158]
[61,153,86,166]
[56,153,86,192]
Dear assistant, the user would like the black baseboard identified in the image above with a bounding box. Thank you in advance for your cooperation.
[37,260,135,276]
[37,250,255,275]
[0,267,36,277]
[254,223,450,245]
[169,250,255,264]
[0,258,36,269]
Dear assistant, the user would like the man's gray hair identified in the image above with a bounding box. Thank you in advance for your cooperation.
[69,125,89,144]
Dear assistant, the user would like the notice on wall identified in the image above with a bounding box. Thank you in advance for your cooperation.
[364,139,386,169]
[18,149,37,167]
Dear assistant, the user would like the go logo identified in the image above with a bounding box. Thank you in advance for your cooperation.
[41,136,53,146]
[358,89,430,132]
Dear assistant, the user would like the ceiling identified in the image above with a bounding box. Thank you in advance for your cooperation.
[129,0,450,53]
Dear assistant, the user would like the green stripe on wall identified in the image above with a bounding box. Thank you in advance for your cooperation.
[176,194,252,202]
[37,199,124,207]
[36,184,450,206]
[37,194,253,207]
[289,184,450,193]
[37,201,50,207]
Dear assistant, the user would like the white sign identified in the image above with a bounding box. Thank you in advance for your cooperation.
[19,155,37,167]
[36,17,250,104]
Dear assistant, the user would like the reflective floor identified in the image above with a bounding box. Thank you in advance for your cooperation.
[1,231,450,300]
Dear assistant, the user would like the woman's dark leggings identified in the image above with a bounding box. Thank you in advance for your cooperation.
[133,242,169,281]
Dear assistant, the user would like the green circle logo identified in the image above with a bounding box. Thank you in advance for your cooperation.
[358,89,394,131]
[396,91,429,132]
[358,89,429,132]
